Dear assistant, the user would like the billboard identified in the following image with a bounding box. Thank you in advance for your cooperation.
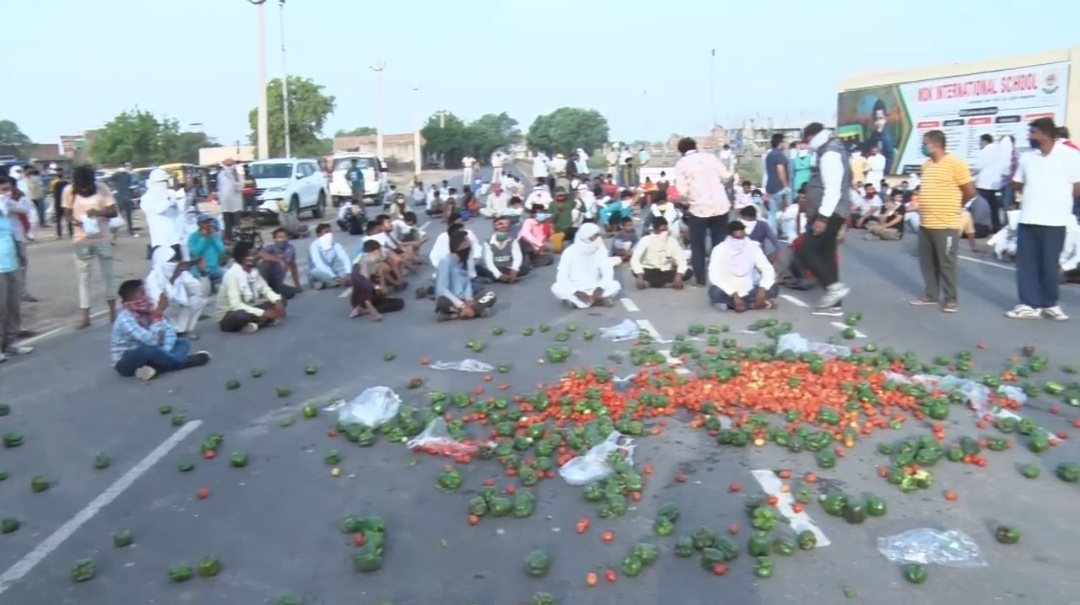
[837,61,1070,176]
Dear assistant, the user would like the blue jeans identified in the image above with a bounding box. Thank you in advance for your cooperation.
[708,284,779,309]
[766,189,790,232]
[114,339,191,377]
[1015,224,1066,309]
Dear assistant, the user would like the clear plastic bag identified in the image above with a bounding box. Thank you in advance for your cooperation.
[558,431,635,486]
[429,359,494,373]
[600,319,641,342]
[406,417,495,455]
[997,385,1027,406]
[337,386,401,428]
[877,528,986,568]
[775,332,851,359]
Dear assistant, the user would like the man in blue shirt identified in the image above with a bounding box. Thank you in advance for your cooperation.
[0,177,33,361]
[110,278,210,380]
[764,133,791,233]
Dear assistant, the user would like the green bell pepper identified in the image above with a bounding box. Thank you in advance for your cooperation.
[903,563,928,584]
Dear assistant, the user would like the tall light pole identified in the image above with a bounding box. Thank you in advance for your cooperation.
[278,0,291,157]
[412,85,422,176]
[710,49,717,127]
[370,57,387,159]
[249,0,269,160]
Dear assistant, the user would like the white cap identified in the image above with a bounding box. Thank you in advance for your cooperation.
[148,168,170,183]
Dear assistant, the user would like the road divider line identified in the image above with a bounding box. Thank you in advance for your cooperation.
[959,254,1015,271]
[656,349,691,375]
[779,294,808,308]
[635,319,663,341]
[750,470,831,548]
[620,298,640,312]
[0,420,204,595]
[829,322,865,338]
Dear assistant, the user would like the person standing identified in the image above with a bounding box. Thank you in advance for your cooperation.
[973,133,1005,232]
[672,136,732,288]
[0,177,33,361]
[462,155,475,185]
[110,162,136,237]
[141,168,186,261]
[26,167,45,233]
[763,134,790,232]
[866,145,887,187]
[910,130,976,313]
[51,169,73,239]
[491,151,504,182]
[718,144,737,201]
[5,186,37,302]
[1006,117,1080,320]
[796,122,852,315]
[63,164,120,328]
[216,159,243,242]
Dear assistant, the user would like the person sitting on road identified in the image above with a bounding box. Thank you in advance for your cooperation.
[865,190,907,241]
[350,239,406,320]
[707,220,778,311]
[598,189,630,234]
[518,204,555,267]
[111,278,210,380]
[503,196,526,227]
[551,223,622,308]
[338,198,367,235]
[388,191,408,220]
[779,186,807,242]
[429,212,483,269]
[275,198,310,238]
[851,183,883,229]
[640,189,681,234]
[187,213,227,288]
[443,187,460,221]
[483,217,529,283]
[307,223,351,289]
[435,229,496,321]
[738,205,782,260]
[631,216,690,289]
[392,211,426,246]
[144,246,209,340]
[371,213,423,266]
[216,241,286,333]
[610,215,639,266]
[481,182,511,218]
[257,227,302,299]
[526,183,552,209]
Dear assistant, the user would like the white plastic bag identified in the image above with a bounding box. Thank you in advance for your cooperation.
[406,417,496,455]
[429,359,494,373]
[877,528,986,568]
[338,386,401,428]
[600,319,640,342]
[559,431,635,486]
[776,332,851,359]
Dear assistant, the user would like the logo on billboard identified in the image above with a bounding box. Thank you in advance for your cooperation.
[1042,72,1060,94]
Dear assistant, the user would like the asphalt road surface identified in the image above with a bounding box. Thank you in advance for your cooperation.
[1,169,1079,604]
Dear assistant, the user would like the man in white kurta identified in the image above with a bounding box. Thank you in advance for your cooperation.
[145,246,209,337]
[706,220,777,311]
[551,223,621,308]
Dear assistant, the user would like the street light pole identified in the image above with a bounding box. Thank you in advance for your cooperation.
[412,85,422,176]
[370,57,387,159]
[710,49,716,127]
[278,0,291,157]
[252,0,269,159]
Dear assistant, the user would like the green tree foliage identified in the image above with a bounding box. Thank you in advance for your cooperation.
[420,112,521,168]
[248,76,336,158]
[0,120,31,151]
[89,110,217,167]
[334,126,377,137]
[526,108,610,156]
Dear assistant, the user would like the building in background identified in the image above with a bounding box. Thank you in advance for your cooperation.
[199,145,256,166]
[333,133,425,167]
[838,46,1080,176]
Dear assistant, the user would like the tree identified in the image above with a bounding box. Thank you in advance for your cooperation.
[420,112,521,168]
[89,110,215,167]
[0,120,31,151]
[248,76,336,158]
[334,126,377,137]
[526,108,609,156]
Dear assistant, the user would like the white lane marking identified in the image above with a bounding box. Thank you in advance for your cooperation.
[635,319,663,341]
[779,294,808,308]
[0,420,203,595]
[829,322,865,338]
[338,287,353,299]
[620,298,640,312]
[657,349,691,375]
[418,220,431,232]
[20,310,109,346]
[959,254,1015,271]
[751,470,831,548]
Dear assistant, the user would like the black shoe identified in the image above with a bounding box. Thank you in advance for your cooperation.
[185,351,212,368]
[810,305,843,317]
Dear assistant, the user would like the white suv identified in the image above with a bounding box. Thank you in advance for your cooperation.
[248,158,330,219]
[329,152,386,206]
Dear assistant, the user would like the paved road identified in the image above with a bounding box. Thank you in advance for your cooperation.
[1,175,1079,604]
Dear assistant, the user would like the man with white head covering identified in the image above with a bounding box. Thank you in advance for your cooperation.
[551,223,621,308]
[550,153,568,178]
[216,159,243,241]
[140,168,185,259]
[144,246,209,338]
[707,220,777,311]
[574,148,589,176]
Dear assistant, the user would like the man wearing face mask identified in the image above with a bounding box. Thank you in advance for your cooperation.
[257,227,302,299]
[796,122,852,315]
[307,223,352,289]
[483,217,528,283]
[630,217,690,289]
[792,143,813,195]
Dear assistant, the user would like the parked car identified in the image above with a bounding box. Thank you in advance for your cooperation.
[248,158,329,219]
[329,152,385,206]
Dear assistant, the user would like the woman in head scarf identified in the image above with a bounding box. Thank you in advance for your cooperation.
[551,223,622,308]
[140,168,185,259]
[144,245,210,338]
[706,220,777,311]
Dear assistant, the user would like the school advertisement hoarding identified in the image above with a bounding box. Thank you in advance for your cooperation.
[836,61,1070,176]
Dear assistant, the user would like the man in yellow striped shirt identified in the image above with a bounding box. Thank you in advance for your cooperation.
[910,130,977,313]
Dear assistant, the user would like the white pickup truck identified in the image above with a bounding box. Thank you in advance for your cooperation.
[329,152,386,206]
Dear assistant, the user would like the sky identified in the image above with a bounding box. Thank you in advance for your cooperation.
[6,0,1079,147]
